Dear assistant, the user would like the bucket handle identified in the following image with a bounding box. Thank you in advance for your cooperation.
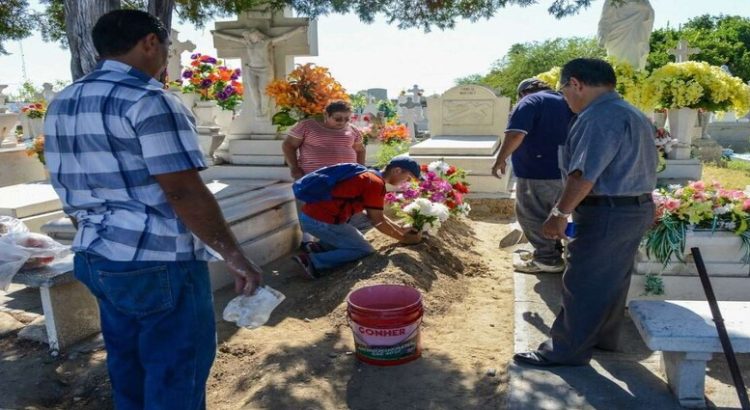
[347,316,423,348]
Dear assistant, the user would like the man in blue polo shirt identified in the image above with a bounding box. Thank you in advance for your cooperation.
[492,78,574,273]
[44,10,261,409]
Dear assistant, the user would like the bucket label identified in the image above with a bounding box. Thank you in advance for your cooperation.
[350,321,421,362]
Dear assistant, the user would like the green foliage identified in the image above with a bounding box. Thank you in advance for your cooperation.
[480,37,606,98]
[375,141,409,168]
[643,214,687,267]
[349,92,367,112]
[454,73,489,86]
[643,273,665,296]
[8,80,69,102]
[378,99,398,120]
[0,0,38,54]
[648,15,750,83]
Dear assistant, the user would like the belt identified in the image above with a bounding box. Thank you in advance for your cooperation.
[579,193,653,207]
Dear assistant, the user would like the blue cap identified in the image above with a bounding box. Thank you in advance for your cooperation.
[387,156,421,179]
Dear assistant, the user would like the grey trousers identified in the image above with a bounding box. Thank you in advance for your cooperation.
[515,178,564,265]
[538,201,655,365]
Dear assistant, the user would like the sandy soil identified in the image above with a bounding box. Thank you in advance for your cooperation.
[0,214,516,410]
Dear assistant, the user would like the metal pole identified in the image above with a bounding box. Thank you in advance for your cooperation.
[691,247,750,410]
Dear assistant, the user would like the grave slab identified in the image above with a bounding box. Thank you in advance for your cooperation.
[409,135,500,156]
[229,139,284,156]
[0,183,62,218]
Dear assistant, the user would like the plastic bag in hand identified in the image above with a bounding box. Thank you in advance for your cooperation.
[222,286,285,329]
[0,218,71,291]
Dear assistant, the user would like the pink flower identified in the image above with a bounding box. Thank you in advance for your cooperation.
[385,192,398,203]
[743,199,750,211]
[689,181,705,191]
[430,192,446,202]
[403,188,420,199]
[664,198,681,212]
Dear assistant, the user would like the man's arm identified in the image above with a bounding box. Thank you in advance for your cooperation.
[155,169,263,294]
[282,135,305,180]
[541,171,594,239]
[492,131,525,178]
[366,209,421,244]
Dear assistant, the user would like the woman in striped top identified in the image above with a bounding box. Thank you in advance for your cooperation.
[282,100,366,180]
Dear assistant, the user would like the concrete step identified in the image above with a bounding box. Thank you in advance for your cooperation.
[465,174,513,194]
[229,139,283,156]
[230,154,286,166]
[208,221,302,291]
[628,274,750,302]
[201,165,292,182]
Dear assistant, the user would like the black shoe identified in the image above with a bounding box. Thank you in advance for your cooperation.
[512,351,564,368]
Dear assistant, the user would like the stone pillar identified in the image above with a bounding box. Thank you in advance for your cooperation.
[661,351,712,408]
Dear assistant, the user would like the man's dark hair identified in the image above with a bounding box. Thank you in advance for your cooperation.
[560,58,617,88]
[92,10,168,58]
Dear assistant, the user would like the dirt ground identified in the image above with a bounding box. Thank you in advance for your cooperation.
[0,213,516,410]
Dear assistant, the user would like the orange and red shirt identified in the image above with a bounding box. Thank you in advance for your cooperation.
[302,172,385,224]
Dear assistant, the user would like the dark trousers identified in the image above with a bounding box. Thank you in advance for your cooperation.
[74,252,216,410]
[539,200,654,365]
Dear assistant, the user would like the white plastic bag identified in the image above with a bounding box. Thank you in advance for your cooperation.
[222,286,286,329]
[0,218,71,291]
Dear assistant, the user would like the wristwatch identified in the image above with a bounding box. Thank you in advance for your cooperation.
[550,206,571,219]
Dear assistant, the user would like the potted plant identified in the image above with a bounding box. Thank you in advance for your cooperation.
[20,102,46,138]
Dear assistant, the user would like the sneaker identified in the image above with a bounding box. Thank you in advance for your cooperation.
[513,259,565,274]
[302,241,324,253]
[292,253,318,279]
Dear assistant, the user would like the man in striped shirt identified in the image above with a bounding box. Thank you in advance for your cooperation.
[44,10,261,409]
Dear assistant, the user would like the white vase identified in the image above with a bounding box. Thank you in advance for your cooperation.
[193,100,217,127]
[178,92,197,111]
[28,117,44,138]
[215,109,234,133]
[667,108,698,160]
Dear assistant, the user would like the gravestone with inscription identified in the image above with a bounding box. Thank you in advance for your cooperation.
[409,85,512,196]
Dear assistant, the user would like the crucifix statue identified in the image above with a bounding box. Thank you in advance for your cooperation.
[167,29,196,84]
[408,84,424,102]
[669,39,700,63]
[398,94,424,139]
[213,26,306,117]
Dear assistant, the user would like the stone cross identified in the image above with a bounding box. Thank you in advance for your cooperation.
[669,40,700,63]
[212,9,317,136]
[408,84,424,101]
[397,95,423,139]
[167,29,196,84]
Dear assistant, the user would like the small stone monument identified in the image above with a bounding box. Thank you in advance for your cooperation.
[210,8,317,173]
[409,85,512,196]
[397,94,423,139]
[41,83,57,103]
[0,85,19,148]
[167,29,196,84]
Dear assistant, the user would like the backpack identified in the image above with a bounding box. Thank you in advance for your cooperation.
[293,163,370,204]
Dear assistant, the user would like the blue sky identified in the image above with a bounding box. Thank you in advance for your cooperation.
[1,0,749,98]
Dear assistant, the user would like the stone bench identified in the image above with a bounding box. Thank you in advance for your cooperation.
[12,254,100,355]
[628,300,750,408]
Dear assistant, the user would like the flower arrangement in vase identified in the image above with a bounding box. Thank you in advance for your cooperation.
[265,63,349,128]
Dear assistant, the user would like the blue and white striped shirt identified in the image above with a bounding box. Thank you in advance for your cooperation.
[44,60,213,261]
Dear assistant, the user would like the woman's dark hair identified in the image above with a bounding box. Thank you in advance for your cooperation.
[325,100,352,115]
[560,58,617,88]
[92,10,168,58]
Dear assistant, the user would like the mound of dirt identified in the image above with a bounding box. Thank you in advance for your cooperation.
[281,218,489,328]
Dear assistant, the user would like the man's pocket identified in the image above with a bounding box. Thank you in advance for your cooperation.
[96,265,175,317]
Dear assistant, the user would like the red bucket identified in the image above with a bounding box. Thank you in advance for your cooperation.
[346,284,423,366]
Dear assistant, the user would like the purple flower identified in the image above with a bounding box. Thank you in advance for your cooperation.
[430,192,446,202]
[190,53,201,59]
[216,91,228,101]
[231,68,241,80]
[224,85,236,95]
[385,192,398,203]
[205,57,217,64]
[435,180,452,192]
[200,79,212,89]
[425,171,437,181]
[404,188,420,199]
[181,69,193,79]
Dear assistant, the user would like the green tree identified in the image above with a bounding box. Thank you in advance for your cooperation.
[480,37,605,98]
[0,0,39,54]
[454,73,489,86]
[648,15,750,82]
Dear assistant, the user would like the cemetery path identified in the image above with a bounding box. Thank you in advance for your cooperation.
[0,214,516,410]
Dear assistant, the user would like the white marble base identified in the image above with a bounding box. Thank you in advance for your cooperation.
[230,154,286,166]
[200,165,292,182]
[409,135,500,156]
[658,159,702,183]
[0,146,47,187]
[229,139,284,156]
[0,183,62,218]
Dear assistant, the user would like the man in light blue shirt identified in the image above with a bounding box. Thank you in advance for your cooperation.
[514,58,656,367]
[45,10,261,409]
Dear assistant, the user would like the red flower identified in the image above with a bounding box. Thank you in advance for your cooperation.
[420,164,429,172]
[446,166,457,176]
[453,182,469,194]
[446,200,457,209]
